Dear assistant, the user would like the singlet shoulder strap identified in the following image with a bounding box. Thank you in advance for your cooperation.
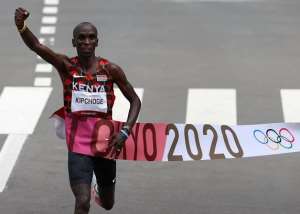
[70,56,79,65]
[99,57,109,66]
[98,57,112,77]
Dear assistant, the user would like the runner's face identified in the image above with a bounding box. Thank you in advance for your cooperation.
[73,25,98,57]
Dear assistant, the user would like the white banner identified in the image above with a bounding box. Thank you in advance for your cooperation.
[52,110,300,161]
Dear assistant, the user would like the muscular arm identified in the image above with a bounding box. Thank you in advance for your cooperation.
[15,7,67,72]
[110,63,141,130]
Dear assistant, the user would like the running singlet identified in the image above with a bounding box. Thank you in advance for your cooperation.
[60,57,116,156]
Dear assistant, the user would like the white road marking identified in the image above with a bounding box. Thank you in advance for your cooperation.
[0,87,52,192]
[43,7,58,14]
[34,77,52,86]
[35,63,53,73]
[38,37,55,46]
[44,0,60,5]
[40,26,56,35]
[49,37,55,45]
[42,16,57,24]
[281,89,300,122]
[0,0,59,194]
[0,87,53,134]
[185,88,237,125]
[112,88,144,122]
[0,134,28,192]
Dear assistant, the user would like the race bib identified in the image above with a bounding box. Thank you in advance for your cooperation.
[71,91,107,113]
[71,75,108,113]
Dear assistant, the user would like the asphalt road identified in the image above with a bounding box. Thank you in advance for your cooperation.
[1,0,300,213]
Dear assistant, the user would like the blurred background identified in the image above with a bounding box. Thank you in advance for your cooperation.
[0,0,300,213]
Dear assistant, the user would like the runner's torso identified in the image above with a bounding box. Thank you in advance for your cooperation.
[62,56,115,119]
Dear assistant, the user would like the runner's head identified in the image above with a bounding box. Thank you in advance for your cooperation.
[72,22,98,57]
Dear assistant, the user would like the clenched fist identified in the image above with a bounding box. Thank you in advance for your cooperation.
[15,7,30,30]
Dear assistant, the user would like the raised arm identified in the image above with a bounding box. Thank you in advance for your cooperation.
[14,7,67,72]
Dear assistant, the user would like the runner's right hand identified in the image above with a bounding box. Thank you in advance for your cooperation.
[15,7,30,29]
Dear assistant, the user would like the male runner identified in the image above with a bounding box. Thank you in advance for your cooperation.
[15,7,141,213]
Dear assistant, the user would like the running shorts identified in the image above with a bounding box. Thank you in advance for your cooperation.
[68,151,116,186]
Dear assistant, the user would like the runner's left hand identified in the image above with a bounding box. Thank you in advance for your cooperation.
[108,132,127,158]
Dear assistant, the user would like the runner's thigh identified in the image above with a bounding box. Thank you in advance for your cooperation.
[68,152,94,186]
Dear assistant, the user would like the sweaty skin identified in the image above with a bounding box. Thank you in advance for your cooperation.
[15,7,141,214]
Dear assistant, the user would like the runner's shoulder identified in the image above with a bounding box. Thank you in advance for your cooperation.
[54,55,75,76]
[101,59,124,78]
[62,56,81,71]
[64,55,77,67]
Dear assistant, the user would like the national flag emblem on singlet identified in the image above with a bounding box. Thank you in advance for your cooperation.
[96,74,108,82]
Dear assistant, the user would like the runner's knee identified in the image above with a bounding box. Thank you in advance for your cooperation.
[75,194,91,212]
[101,200,114,210]
[100,185,115,210]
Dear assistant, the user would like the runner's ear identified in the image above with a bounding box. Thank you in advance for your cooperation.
[72,38,76,47]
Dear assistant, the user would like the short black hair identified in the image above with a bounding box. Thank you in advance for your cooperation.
[73,22,98,38]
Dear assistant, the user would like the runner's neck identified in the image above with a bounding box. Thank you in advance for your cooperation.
[77,55,99,74]
[78,55,97,70]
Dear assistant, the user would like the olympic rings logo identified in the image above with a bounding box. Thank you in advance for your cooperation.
[253,128,295,150]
